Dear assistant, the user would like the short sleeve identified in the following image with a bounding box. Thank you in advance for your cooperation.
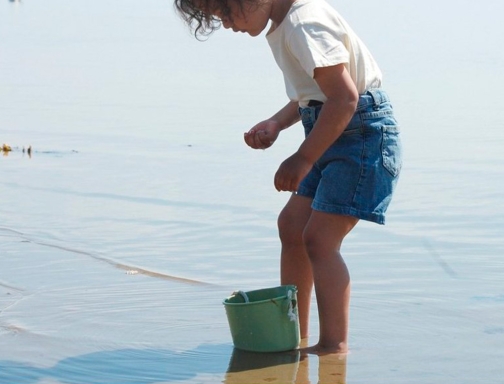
[287,23,350,78]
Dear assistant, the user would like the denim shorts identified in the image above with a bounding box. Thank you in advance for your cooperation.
[296,89,402,224]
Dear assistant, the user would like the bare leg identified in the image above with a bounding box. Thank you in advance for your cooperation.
[302,211,358,354]
[277,193,314,339]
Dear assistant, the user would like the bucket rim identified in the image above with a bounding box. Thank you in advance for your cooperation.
[222,285,297,306]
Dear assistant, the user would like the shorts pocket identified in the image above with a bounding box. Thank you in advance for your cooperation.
[381,125,402,177]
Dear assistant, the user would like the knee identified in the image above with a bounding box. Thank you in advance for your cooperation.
[278,206,304,246]
[302,214,358,259]
[302,226,324,258]
[302,225,342,261]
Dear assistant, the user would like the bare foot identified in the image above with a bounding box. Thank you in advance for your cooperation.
[299,337,309,348]
[299,342,348,356]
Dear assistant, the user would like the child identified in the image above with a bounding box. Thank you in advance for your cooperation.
[175,0,402,354]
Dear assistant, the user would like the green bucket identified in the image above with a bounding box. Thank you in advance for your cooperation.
[223,285,300,352]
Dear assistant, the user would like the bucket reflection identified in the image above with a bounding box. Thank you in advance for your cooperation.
[225,348,300,384]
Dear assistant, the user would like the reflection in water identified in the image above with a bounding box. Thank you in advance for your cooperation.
[0,344,230,384]
[317,353,347,384]
[225,348,347,384]
[23,145,32,157]
[226,348,300,383]
[1,143,12,156]
[1,144,32,158]
[0,344,347,384]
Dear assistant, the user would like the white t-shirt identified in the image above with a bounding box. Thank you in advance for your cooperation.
[266,0,382,106]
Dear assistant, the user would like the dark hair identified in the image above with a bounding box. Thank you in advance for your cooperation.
[174,0,251,39]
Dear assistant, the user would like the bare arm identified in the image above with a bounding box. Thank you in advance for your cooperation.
[297,64,358,162]
[270,100,301,130]
[274,64,359,192]
[244,100,300,149]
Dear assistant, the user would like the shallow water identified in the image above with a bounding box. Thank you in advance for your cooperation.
[1,0,504,383]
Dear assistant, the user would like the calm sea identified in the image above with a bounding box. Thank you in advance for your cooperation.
[1,0,503,383]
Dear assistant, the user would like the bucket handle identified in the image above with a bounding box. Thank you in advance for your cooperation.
[286,290,297,322]
[231,289,297,322]
[232,290,250,303]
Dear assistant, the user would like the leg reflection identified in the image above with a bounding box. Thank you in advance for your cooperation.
[224,347,347,384]
[317,353,347,384]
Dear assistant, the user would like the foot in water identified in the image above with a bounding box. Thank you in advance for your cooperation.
[299,342,348,356]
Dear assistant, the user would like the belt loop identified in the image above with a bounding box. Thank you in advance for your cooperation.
[367,88,382,108]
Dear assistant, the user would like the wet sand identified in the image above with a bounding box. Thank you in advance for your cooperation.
[1,212,503,383]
